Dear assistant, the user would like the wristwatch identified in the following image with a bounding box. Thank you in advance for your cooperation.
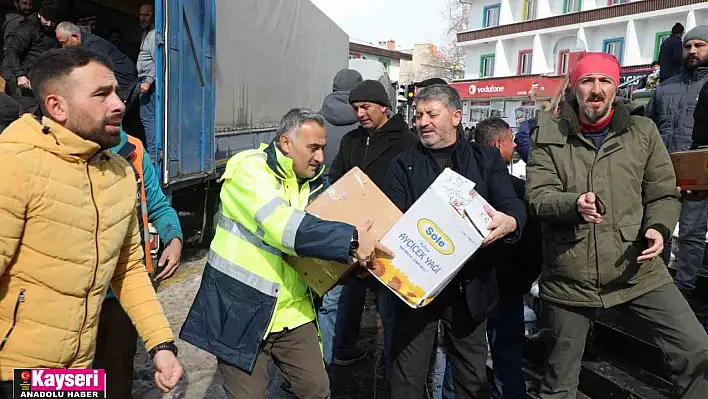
[349,229,359,255]
[149,341,178,359]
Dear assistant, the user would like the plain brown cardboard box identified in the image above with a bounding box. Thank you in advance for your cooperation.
[285,167,402,296]
[671,149,708,191]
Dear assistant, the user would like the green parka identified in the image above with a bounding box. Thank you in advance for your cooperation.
[526,100,680,308]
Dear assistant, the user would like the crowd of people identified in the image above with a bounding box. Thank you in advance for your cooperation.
[0,3,708,399]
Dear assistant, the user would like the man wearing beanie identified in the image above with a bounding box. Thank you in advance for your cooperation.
[318,79,417,374]
[659,22,685,81]
[648,25,708,297]
[319,69,362,170]
[3,4,59,116]
[528,52,708,398]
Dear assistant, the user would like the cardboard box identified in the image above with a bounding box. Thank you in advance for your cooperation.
[370,168,493,308]
[671,149,708,191]
[286,167,403,296]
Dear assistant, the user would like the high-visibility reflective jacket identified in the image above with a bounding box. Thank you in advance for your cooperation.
[180,141,355,372]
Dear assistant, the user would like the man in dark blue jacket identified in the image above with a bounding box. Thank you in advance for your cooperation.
[384,84,526,398]
[648,25,708,295]
[659,23,685,82]
[475,117,542,399]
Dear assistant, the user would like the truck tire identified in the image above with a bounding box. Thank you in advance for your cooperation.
[200,184,221,247]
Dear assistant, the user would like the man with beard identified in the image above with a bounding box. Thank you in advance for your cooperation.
[3,5,58,115]
[384,84,525,398]
[0,47,183,396]
[527,52,708,399]
[3,0,33,42]
[647,25,708,296]
[320,79,418,373]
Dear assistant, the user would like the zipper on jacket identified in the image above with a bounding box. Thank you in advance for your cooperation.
[0,288,25,351]
[72,159,101,362]
[362,136,370,165]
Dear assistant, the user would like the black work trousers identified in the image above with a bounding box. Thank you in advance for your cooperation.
[390,284,490,398]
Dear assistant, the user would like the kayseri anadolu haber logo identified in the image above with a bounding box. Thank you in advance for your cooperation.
[417,218,454,255]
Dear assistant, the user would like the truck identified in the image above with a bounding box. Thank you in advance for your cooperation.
[73,0,349,245]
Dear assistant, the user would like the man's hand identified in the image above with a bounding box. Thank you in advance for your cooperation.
[140,81,152,93]
[155,238,182,281]
[678,186,708,201]
[153,350,183,393]
[17,76,30,89]
[637,228,664,263]
[353,219,394,267]
[577,192,601,224]
[482,206,518,247]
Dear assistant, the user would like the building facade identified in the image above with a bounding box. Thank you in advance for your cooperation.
[349,39,413,83]
[457,0,708,79]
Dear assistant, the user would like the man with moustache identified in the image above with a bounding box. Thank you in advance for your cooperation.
[648,25,708,296]
[180,108,392,398]
[528,52,708,399]
[384,84,525,398]
[0,47,183,396]
[321,79,417,372]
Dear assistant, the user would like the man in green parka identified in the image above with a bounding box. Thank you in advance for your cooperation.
[526,52,708,399]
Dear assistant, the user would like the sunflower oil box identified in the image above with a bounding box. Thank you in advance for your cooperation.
[286,167,403,296]
[371,168,493,308]
[670,148,708,191]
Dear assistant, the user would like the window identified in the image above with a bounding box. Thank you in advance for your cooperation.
[480,54,495,77]
[607,0,630,4]
[524,0,538,20]
[563,0,582,13]
[518,50,533,75]
[558,49,570,74]
[483,4,501,28]
[603,38,624,63]
[654,31,671,61]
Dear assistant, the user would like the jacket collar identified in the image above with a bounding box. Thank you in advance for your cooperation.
[418,130,469,173]
[537,99,634,145]
[263,140,324,183]
[0,114,103,160]
[680,66,708,82]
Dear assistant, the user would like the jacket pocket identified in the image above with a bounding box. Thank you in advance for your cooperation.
[617,224,645,284]
[0,288,25,351]
[543,226,590,280]
[180,265,277,373]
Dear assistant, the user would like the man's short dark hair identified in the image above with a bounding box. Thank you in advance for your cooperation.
[29,48,115,114]
[651,60,660,67]
[475,117,510,145]
[672,23,685,35]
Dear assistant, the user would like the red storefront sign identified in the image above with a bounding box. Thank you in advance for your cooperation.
[451,76,566,100]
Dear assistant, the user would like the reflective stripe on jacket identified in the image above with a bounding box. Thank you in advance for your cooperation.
[180,141,355,372]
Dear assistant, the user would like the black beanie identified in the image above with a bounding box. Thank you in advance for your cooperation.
[38,5,60,22]
[349,80,389,107]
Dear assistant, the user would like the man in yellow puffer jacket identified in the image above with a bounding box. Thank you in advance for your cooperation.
[0,47,183,395]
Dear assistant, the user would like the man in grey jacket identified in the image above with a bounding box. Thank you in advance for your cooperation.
[138,3,157,162]
[319,69,363,170]
[648,25,708,297]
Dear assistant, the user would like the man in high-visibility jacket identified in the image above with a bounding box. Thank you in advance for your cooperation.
[93,127,183,398]
[180,108,392,398]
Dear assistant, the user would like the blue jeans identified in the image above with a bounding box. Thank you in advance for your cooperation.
[317,276,395,373]
[675,199,708,292]
[139,87,157,162]
[487,296,526,399]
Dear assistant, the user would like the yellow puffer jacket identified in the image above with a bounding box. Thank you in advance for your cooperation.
[0,115,173,380]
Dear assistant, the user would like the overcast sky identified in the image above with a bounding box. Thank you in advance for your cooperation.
[309,0,449,49]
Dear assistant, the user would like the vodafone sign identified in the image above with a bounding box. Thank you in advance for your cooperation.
[452,76,565,100]
[468,84,505,96]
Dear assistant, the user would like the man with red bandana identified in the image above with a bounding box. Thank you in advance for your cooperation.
[526,52,708,398]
